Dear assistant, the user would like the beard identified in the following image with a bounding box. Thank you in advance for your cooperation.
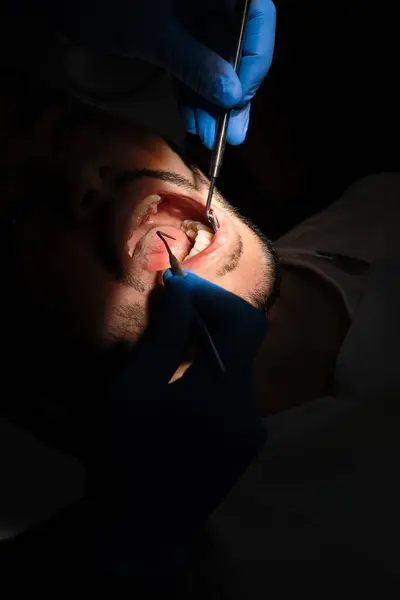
[8,158,279,352]
[92,190,280,344]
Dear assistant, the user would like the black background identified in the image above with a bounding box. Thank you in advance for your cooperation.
[187,0,399,239]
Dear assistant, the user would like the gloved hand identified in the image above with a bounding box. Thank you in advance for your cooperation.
[58,0,276,148]
[180,0,277,148]
[84,271,267,578]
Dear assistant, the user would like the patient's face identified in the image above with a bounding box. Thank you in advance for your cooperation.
[0,97,278,348]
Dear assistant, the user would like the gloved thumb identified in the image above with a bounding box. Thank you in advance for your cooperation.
[159,23,242,109]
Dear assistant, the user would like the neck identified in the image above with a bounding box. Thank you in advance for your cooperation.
[253,265,351,416]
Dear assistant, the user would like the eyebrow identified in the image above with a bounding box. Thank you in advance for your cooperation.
[113,169,200,193]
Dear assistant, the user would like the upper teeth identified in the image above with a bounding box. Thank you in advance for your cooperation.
[181,219,214,260]
[145,194,162,215]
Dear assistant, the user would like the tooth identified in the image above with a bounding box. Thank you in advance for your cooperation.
[185,229,197,241]
[181,219,215,261]
[193,239,208,251]
[145,194,161,214]
[183,247,200,261]
[196,222,213,232]
[181,220,193,232]
[192,229,214,249]
[146,194,162,203]
[196,230,213,241]
[181,220,214,235]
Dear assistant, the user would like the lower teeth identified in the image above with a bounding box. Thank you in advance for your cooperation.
[181,220,214,261]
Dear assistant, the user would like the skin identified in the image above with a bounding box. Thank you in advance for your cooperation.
[0,81,350,433]
[0,100,277,357]
[254,265,351,416]
[0,85,349,424]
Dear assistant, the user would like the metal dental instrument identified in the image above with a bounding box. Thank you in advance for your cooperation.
[156,230,185,277]
[205,0,251,233]
[156,231,225,374]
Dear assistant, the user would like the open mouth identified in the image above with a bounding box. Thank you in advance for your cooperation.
[124,193,223,272]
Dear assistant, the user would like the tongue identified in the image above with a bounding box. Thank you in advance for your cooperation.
[133,226,192,272]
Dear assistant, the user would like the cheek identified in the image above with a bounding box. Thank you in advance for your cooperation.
[18,223,121,343]
[236,235,270,296]
[201,228,267,301]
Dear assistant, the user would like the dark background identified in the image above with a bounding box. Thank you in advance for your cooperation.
[188,0,399,239]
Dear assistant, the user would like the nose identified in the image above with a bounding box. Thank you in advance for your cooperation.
[78,164,113,218]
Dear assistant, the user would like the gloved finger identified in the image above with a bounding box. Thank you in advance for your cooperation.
[181,106,197,136]
[159,23,242,108]
[169,271,267,369]
[113,273,194,401]
[226,104,251,145]
[186,102,250,148]
[238,0,276,103]
[194,108,217,150]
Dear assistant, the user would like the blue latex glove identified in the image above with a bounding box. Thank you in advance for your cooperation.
[85,271,267,578]
[181,0,277,148]
[58,0,276,148]
[163,269,267,370]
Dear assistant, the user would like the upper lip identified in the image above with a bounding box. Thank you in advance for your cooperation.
[114,182,218,262]
[127,185,215,233]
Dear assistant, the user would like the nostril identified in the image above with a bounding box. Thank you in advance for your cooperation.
[99,165,110,179]
[81,189,102,209]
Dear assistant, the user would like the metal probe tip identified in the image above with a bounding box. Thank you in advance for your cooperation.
[205,178,218,233]
[156,231,225,374]
[156,230,185,277]
[156,230,176,242]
